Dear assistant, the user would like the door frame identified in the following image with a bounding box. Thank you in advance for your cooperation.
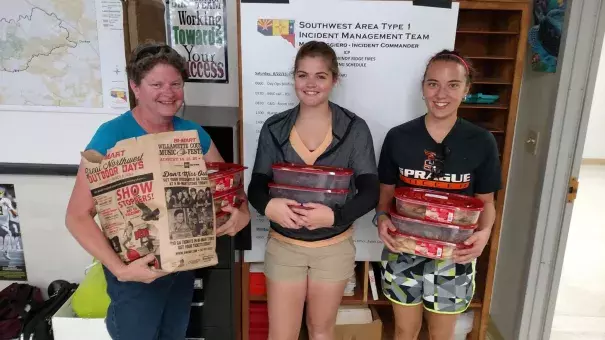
[518,0,605,339]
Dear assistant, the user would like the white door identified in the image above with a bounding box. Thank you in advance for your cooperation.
[519,1,605,339]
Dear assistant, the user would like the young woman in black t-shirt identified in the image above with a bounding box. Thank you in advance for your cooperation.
[374,50,501,339]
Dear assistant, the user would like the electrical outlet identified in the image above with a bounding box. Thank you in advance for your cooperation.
[525,129,539,155]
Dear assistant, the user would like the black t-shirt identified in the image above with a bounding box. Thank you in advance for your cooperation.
[378,115,501,196]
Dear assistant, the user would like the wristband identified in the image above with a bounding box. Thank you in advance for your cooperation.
[372,211,390,226]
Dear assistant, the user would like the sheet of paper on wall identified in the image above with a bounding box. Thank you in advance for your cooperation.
[0,184,27,281]
[0,0,130,114]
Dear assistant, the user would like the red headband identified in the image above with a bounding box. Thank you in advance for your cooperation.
[433,54,469,74]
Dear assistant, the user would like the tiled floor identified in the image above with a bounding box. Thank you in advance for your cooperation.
[551,165,605,340]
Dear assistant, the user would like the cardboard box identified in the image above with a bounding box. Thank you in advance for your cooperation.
[299,306,382,340]
[52,296,111,340]
[335,306,382,340]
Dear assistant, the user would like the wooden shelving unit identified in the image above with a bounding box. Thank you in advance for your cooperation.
[239,1,530,340]
[455,1,530,339]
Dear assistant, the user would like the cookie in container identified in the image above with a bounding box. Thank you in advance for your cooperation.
[268,183,348,208]
[271,163,353,190]
[389,208,477,243]
[213,186,246,212]
[207,162,246,193]
[394,187,484,226]
[388,229,468,260]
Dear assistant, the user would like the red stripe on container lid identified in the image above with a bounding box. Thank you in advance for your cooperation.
[394,187,484,211]
[387,229,466,248]
[271,163,353,176]
[389,208,478,230]
[213,185,244,199]
[206,162,247,178]
[268,182,349,194]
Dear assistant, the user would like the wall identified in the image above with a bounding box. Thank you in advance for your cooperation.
[583,35,605,160]
[0,0,241,292]
[0,111,115,165]
[490,54,560,338]
[0,174,92,293]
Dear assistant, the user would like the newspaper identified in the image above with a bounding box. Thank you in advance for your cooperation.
[81,130,218,272]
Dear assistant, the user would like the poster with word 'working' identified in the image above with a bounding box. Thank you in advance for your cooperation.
[0,0,129,114]
[168,0,229,83]
[240,0,459,262]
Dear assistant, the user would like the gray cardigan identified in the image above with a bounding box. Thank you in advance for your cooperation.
[249,101,378,241]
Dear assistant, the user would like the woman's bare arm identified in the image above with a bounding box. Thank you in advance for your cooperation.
[65,162,127,276]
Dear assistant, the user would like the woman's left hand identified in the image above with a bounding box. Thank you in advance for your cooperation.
[291,203,335,230]
[216,203,251,237]
[453,228,491,264]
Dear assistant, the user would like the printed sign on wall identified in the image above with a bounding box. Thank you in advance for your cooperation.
[0,184,27,280]
[240,0,460,262]
[168,0,229,83]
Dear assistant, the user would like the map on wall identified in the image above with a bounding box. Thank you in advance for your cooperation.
[0,0,130,113]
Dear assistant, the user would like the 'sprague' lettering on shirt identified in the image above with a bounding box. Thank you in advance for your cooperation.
[399,168,471,190]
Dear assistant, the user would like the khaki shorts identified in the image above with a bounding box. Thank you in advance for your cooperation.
[264,237,356,282]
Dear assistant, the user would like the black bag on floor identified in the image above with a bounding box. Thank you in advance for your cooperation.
[0,283,44,340]
[19,281,78,340]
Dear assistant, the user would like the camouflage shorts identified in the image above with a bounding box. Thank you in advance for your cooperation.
[380,251,475,314]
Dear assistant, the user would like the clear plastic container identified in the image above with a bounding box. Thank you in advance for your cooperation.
[268,183,348,208]
[207,162,247,193]
[272,163,353,190]
[213,186,245,212]
[395,187,484,226]
[390,209,476,243]
[388,230,467,260]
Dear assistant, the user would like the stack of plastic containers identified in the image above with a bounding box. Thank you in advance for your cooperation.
[388,187,484,259]
[269,163,353,208]
[206,162,247,228]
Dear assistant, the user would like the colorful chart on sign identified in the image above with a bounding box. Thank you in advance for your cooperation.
[240,0,459,262]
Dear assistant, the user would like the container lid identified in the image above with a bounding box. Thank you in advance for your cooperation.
[387,229,466,248]
[272,163,353,176]
[389,208,477,230]
[206,162,247,178]
[213,185,244,199]
[268,182,349,194]
[395,187,484,211]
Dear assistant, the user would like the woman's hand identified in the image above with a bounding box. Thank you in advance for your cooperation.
[216,203,251,237]
[291,203,334,230]
[114,254,168,284]
[453,228,491,264]
[377,215,399,253]
[265,198,304,229]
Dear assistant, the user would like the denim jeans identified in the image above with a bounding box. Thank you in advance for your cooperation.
[103,266,195,340]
